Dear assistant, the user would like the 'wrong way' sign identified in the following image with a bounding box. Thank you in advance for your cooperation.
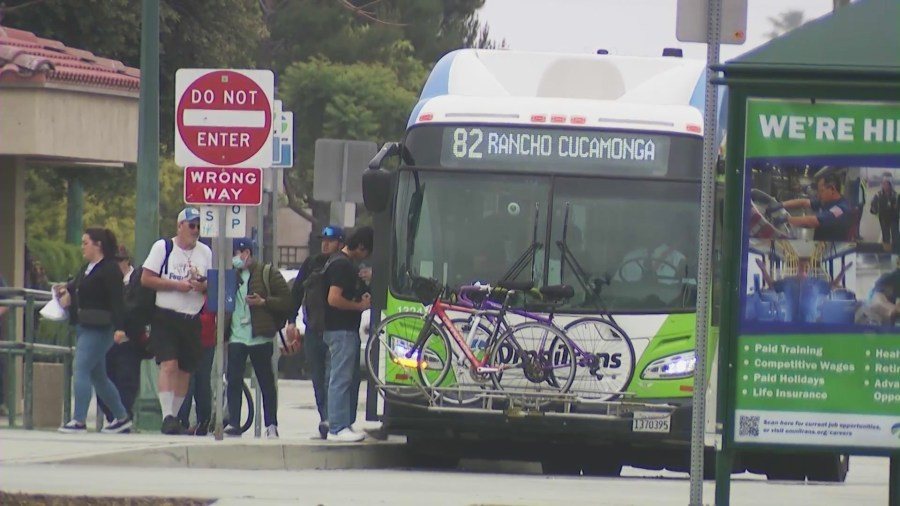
[175,69,274,168]
[183,167,263,206]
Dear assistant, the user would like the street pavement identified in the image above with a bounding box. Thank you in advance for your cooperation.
[0,379,894,505]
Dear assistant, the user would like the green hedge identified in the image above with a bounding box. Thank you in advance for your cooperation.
[28,240,83,283]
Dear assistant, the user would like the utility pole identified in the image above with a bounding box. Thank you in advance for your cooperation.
[135,0,160,265]
[134,0,161,432]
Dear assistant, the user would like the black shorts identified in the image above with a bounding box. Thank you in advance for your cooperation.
[150,309,202,373]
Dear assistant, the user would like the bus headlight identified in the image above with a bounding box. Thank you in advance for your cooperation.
[641,352,696,380]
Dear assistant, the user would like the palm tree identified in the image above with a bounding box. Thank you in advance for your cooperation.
[766,10,806,40]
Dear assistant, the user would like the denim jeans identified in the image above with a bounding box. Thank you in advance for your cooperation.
[97,339,143,423]
[323,329,361,434]
[227,341,278,427]
[73,325,127,423]
[178,345,215,428]
[304,330,330,422]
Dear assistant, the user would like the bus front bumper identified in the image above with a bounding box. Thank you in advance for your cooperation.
[381,397,695,448]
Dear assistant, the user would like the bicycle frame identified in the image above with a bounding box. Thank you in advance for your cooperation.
[456,289,594,361]
[404,287,515,373]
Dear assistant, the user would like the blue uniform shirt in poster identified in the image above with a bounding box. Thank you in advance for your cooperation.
[810,196,854,242]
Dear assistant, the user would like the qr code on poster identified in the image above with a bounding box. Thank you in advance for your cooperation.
[739,415,760,437]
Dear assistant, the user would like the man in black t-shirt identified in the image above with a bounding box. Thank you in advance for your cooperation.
[322,226,373,443]
[287,225,346,439]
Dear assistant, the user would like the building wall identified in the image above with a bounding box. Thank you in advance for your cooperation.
[0,86,139,163]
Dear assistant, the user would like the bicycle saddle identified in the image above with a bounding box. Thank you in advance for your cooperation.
[495,280,534,292]
[539,284,575,302]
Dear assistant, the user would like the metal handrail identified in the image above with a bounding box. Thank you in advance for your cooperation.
[0,288,74,430]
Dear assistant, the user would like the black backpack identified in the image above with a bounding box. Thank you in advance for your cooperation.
[301,253,348,332]
[123,238,173,339]
[261,263,292,331]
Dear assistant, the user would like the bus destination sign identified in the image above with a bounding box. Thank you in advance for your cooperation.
[438,126,672,175]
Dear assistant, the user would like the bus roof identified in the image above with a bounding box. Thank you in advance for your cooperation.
[409,49,727,137]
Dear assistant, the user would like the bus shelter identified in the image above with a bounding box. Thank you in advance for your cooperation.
[715,0,899,503]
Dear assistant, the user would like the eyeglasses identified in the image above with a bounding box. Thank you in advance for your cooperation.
[186,222,200,230]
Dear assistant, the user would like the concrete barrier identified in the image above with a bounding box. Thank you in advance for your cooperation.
[32,362,64,428]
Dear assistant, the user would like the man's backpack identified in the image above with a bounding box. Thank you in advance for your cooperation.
[123,238,173,339]
[261,263,292,331]
[301,253,348,333]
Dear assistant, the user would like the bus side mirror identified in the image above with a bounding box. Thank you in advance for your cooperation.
[363,142,399,213]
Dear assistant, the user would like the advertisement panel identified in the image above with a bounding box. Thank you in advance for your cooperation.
[735,98,900,450]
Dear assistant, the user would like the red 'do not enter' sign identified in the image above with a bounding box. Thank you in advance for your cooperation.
[175,69,274,168]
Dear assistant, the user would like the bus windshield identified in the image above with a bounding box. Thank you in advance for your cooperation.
[392,171,701,313]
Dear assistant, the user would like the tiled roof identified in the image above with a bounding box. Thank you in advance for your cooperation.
[0,25,140,91]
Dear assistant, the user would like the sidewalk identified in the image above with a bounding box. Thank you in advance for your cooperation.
[1,379,403,470]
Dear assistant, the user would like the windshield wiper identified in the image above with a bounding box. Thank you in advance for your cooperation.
[500,203,543,283]
[557,202,612,305]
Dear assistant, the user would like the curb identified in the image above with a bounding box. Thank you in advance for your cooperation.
[53,441,413,471]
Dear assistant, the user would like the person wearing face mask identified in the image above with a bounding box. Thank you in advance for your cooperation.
[224,238,292,438]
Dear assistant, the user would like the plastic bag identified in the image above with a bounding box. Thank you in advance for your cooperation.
[40,290,69,322]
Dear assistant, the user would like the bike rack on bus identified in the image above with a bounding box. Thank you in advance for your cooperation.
[374,383,677,423]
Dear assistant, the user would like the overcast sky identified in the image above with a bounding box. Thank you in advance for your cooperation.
[476,0,836,62]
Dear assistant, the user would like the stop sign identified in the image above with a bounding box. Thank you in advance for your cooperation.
[175,69,274,168]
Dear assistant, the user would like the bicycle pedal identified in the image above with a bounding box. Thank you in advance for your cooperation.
[476,366,500,373]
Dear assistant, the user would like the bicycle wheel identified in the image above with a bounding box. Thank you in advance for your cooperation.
[434,317,495,405]
[365,312,451,400]
[487,321,577,398]
[239,381,254,434]
[212,377,255,433]
[561,317,636,401]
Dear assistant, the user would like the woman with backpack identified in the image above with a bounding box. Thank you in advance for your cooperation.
[55,228,133,434]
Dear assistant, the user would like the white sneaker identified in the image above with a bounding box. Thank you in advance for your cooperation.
[327,428,364,443]
[266,425,279,439]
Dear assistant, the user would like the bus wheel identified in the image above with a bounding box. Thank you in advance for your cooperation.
[541,457,582,476]
[764,455,808,481]
[806,454,850,483]
[581,458,623,477]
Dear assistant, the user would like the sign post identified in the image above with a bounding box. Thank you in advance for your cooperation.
[176,68,274,442]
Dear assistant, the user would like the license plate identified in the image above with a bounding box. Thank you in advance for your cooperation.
[632,411,671,433]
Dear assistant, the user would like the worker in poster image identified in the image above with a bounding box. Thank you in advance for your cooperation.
[767,172,855,242]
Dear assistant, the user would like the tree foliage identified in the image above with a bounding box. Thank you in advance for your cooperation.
[266,0,491,74]
[766,10,807,40]
[24,161,184,251]
[278,50,426,222]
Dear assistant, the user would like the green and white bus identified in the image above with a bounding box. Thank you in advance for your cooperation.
[361,48,847,479]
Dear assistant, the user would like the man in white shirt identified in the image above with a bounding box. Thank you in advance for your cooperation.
[141,208,212,435]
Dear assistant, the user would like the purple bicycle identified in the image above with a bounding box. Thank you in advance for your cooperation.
[450,280,636,405]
